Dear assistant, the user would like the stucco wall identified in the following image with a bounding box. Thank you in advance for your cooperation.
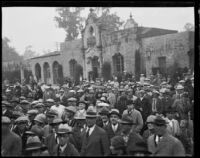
[141,31,194,76]
[60,39,83,77]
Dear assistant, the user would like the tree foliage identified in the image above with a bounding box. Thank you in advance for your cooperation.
[54,7,124,41]
[55,7,85,41]
[23,45,37,60]
[2,37,22,62]
[94,7,124,32]
[184,23,194,31]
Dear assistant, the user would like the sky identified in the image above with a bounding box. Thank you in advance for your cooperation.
[2,7,194,56]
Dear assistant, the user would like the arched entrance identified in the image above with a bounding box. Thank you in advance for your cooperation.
[91,56,99,80]
[53,61,63,84]
[69,59,77,81]
[43,62,51,84]
[35,63,41,82]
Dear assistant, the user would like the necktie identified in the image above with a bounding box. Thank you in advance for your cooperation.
[113,125,116,133]
[86,128,90,138]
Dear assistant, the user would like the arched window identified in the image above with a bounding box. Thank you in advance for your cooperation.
[43,62,50,84]
[69,59,77,80]
[53,61,60,84]
[112,53,124,74]
[35,63,41,82]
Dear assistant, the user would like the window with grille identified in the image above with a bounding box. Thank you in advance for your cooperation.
[112,53,124,74]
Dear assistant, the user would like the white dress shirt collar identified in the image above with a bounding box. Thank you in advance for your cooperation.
[60,143,67,152]
[87,125,96,136]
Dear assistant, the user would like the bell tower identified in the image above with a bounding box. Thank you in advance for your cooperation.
[82,8,102,81]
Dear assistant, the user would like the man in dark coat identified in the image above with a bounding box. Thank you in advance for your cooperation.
[44,118,63,156]
[147,115,185,156]
[12,116,29,155]
[52,124,79,156]
[2,101,14,118]
[2,116,22,156]
[104,109,122,142]
[81,109,110,156]
[151,90,164,115]
[135,90,152,123]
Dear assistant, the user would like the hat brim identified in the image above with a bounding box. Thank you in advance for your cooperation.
[74,117,86,120]
[86,115,97,118]
[118,120,134,125]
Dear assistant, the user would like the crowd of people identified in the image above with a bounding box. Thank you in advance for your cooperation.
[2,72,194,156]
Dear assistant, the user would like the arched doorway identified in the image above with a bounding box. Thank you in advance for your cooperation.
[69,59,77,81]
[112,53,124,74]
[91,56,99,80]
[135,50,141,81]
[53,61,63,84]
[35,63,41,82]
[43,62,51,84]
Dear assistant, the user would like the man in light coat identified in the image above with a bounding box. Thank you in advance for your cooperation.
[147,115,185,156]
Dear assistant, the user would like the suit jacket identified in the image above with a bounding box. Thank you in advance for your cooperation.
[2,130,22,156]
[135,97,151,122]
[104,123,123,141]
[44,133,58,156]
[81,125,110,156]
[147,133,185,156]
[161,96,174,113]
[52,142,80,156]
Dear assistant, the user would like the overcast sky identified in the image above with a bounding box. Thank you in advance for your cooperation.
[2,7,194,56]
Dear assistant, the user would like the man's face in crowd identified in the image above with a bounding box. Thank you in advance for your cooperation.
[58,133,70,146]
[28,114,36,122]
[140,92,145,98]
[47,116,55,124]
[101,115,108,123]
[153,124,166,136]
[17,122,27,131]
[127,104,134,111]
[147,123,155,132]
[177,89,184,94]
[110,114,119,125]
[86,117,96,127]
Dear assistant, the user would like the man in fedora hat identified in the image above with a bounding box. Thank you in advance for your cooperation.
[104,109,122,141]
[12,116,30,155]
[147,115,185,156]
[44,118,63,155]
[2,116,22,156]
[52,124,79,156]
[81,109,110,156]
[99,107,110,129]
[73,113,87,152]
[25,136,49,156]
[62,106,77,127]
[142,115,156,142]
[110,135,127,156]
